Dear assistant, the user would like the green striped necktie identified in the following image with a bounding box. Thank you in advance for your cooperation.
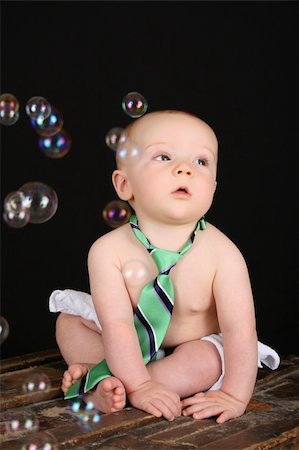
[65,214,206,399]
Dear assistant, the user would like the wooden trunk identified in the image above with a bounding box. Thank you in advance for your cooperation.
[1,349,298,449]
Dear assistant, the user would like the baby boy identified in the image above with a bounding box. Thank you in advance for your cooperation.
[50,110,279,423]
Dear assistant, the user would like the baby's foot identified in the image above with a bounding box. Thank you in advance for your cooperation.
[62,363,91,394]
[85,377,126,413]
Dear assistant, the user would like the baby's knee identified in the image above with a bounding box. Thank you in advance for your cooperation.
[56,312,100,335]
[56,313,79,335]
[174,340,221,372]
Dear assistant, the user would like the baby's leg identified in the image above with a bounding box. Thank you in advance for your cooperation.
[56,313,126,413]
[147,340,222,398]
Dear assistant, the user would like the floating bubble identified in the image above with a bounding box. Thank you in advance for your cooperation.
[26,96,51,121]
[0,92,19,113]
[4,190,27,213]
[20,182,58,224]
[30,106,63,137]
[68,399,101,429]
[3,208,30,228]
[0,93,20,125]
[19,431,58,450]
[116,136,141,165]
[122,91,148,118]
[122,260,149,288]
[0,111,19,126]
[38,130,71,158]
[3,190,31,228]
[105,127,125,151]
[22,373,51,394]
[102,200,132,228]
[0,408,39,438]
[0,316,10,344]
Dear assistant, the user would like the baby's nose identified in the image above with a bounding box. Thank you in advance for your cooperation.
[174,162,193,177]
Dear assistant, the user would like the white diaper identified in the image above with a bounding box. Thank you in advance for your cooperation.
[49,289,102,330]
[201,333,280,390]
[49,289,281,389]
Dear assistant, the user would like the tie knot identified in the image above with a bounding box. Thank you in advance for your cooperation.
[130,214,206,275]
[149,248,181,274]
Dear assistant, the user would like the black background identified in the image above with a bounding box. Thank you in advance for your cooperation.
[1,1,298,359]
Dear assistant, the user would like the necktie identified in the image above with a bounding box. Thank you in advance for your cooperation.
[65,214,206,399]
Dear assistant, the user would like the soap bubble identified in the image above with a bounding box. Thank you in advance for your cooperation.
[105,127,125,151]
[4,190,27,213]
[3,190,31,228]
[0,408,39,438]
[68,399,101,429]
[0,316,10,344]
[30,106,63,137]
[122,260,149,288]
[0,93,20,125]
[0,111,19,126]
[122,91,148,118]
[116,136,141,165]
[38,130,71,158]
[0,93,19,113]
[20,431,58,450]
[20,182,58,224]
[3,208,30,228]
[26,96,51,120]
[102,200,132,228]
[22,373,51,394]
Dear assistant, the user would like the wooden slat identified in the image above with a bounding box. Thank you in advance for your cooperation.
[0,360,66,409]
[256,354,299,385]
[0,354,298,449]
[1,402,158,449]
[0,348,62,374]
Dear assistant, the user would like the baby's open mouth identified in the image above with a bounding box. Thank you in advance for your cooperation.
[172,186,191,196]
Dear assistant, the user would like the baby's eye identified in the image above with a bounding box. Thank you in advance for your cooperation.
[194,159,206,166]
[154,154,171,161]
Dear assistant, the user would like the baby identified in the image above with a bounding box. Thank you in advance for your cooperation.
[50,110,279,423]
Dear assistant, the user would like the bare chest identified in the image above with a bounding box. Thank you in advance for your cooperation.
[122,247,215,314]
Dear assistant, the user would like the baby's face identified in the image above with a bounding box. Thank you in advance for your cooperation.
[123,112,218,178]
[115,111,218,223]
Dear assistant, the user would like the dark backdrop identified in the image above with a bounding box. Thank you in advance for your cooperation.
[1,1,298,359]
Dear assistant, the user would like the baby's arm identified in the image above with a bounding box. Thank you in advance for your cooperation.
[88,235,181,420]
[182,235,258,423]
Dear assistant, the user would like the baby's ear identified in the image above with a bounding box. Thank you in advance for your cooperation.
[112,169,133,201]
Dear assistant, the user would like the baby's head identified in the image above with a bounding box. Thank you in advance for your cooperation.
[116,110,218,170]
[112,110,218,223]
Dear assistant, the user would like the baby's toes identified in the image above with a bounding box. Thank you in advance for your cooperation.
[61,377,73,392]
[63,371,72,383]
[111,402,125,411]
[114,386,125,396]
[112,394,123,404]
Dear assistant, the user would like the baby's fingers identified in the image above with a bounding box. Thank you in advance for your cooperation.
[148,399,176,421]
[181,392,205,408]
[142,402,163,419]
[159,396,182,420]
[216,409,235,423]
[193,405,224,420]
[182,399,214,416]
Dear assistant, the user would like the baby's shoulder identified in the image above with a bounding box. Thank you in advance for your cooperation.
[88,223,133,258]
[203,222,245,259]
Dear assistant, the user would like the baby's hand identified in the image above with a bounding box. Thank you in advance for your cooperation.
[181,389,247,423]
[127,380,181,421]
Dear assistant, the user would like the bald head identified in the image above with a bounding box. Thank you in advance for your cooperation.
[127,110,216,142]
[116,110,218,169]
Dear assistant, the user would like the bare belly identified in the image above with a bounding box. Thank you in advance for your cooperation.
[161,310,220,348]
